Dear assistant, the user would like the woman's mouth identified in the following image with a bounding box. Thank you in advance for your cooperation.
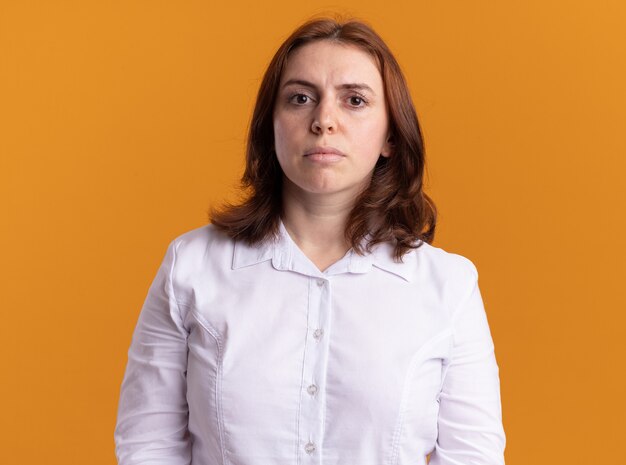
[304,146,346,162]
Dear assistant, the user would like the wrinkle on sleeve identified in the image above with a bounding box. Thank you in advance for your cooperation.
[114,239,192,465]
[429,261,506,465]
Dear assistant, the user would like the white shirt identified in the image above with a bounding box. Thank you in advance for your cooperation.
[114,221,506,465]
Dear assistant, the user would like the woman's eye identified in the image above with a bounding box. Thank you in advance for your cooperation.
[291,94,310,105]
[348,96,366,107]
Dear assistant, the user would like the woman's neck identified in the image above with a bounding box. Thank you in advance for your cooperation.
[280,183,356,271]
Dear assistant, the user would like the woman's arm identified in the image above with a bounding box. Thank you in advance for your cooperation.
[114,240,192,465]
[430,262,506,465]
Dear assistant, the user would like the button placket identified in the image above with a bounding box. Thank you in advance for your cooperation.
[298,276,332,463]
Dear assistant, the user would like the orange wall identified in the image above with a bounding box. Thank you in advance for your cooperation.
[1,1,624,463]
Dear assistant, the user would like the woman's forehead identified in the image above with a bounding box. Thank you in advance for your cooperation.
[280,40,383,90]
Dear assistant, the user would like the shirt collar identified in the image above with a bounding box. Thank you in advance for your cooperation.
[232,219,416,282]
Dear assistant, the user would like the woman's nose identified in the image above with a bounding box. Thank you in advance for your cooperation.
[311,100,337,134]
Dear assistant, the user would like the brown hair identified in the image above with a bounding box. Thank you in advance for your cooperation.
[209,17,436,261]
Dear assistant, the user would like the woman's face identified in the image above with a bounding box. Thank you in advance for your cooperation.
[273,40,392,201]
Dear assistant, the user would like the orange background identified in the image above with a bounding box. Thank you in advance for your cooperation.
[1,1,624,463]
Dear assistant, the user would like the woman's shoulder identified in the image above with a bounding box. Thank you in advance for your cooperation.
[170,223,230,248]
[164,223,235,269]
[403,240,479,289]
[413,241,477,273]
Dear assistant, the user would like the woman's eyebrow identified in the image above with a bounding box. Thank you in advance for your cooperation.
[282,79,316,89]
[338,83,376,95]
[281,79,376,95]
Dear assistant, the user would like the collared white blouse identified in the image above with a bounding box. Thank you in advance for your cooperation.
[114,222,506,465]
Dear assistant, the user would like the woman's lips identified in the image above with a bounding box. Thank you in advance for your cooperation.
[304,146,346,162]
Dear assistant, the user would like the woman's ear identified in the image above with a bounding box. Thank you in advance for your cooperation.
[381,133,395,158]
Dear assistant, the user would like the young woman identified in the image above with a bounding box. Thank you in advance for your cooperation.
[115,17,506,465]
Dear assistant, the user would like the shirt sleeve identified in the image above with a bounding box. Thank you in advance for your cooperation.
[114,240,192,465]
[429,262,506,465]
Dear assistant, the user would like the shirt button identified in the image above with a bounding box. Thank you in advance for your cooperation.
[307,384,318,395]
[304,442,316,454]
[316,279,325,287]
[313,328,323,341]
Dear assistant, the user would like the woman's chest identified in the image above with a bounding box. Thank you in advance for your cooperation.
[181,267,453,461]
